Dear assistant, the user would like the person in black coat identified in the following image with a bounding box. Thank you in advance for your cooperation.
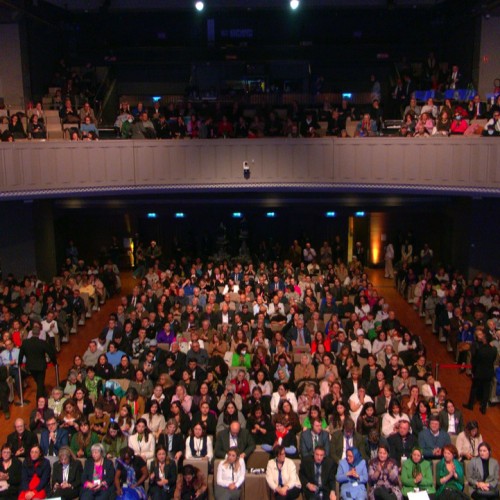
[387,420,417,467]
[148,445,177,500]
[157,419,184,462]
[6,419,39,459]
[299,446,337,500]
[463,329,498,414]
[19,444,51,500]
[50,446,83,499]
[0,443,22,500]
[80,444,115,500]
[18,330,57,399]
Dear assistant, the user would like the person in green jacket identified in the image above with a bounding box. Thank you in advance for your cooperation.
[401,447,436,497]
[436,444,465,498]
[70,418,100,458]
[102,422,127,459]
[231,343,251,369]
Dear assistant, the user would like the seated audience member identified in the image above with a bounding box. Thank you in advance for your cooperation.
[157,419,184,462]
[148,445,177,500]
[29,397,55,433]
[0,443,22,499]
[450,111,468,135]
[216,401,246,434]
[381,399,410,438]
[70,418,99,459]
[271,383,298,415]
[27,115,47,139]
[467,442,499,500]
[299,446,337,500]
[335,447,368,500]
[114,446,148,500]
[482,111,500,136]
[434,109,451,136]
[262,416,297,457]
[184,422,214,461]
[9,114,27,139]
[401,447,436,498]
[367,444,402,500]
[80,444,115,500]
[81,116,99,139]
[438,399,464,436]
[456,420,483,461]
[355,113,377,137]
[40,416,69,459]
[18,445,51,500]
[266,445,302,499]
[7,418,39,459]
[50,446,83,499]
[102,422,127,460]
[214,447,245,500]
[418,415,451,460]
[387,419,417,467]
[128,417,155,465]
[300,418,330,458]
[330,418,365,464]
[174,464,208,500]
[435,444,465,498]
[245,404,274,446]
[214,421,255,460]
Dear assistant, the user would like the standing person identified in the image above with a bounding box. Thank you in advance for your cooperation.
[335,447,368,500]
[463,328,497,414]
[367,444,402,500]
[384,242,394,280]
[18,329,57,399]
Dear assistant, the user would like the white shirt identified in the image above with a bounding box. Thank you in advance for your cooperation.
[266,458,302,491]
[216,457,246,488]
[41,319,59,338]
[184,435,214,460]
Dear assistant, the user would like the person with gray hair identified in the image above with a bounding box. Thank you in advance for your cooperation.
[51,445,83,499]
[80,443,115,500]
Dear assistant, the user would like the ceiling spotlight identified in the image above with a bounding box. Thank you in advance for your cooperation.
[195,1,204,11]
[290,0,300,10]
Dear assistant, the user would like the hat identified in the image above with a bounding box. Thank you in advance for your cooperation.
[356,328,365,336]
[149,339,158,346]
[374,321,382,327]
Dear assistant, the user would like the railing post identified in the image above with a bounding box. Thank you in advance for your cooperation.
[55,364,60,387]
[14,365,30,407]
[435,362,439,381]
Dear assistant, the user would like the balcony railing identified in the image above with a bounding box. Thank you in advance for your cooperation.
[0,137,498,199]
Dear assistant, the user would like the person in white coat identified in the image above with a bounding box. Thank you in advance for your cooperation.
[266,445,302,499]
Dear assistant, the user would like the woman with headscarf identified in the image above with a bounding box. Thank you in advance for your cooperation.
[336,447,368,500]
[401,447,436,498]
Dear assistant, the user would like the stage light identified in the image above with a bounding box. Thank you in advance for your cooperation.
[325,211,336,218]
[147,212,157,219]
[290,0,300,10]
[232,212,243,218]
[355,211,366,217]
[266,212,276,218]
[195,1,204,11]
[175,212,185,219]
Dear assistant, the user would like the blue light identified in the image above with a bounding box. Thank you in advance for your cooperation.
[325,211,336,218]
[232,212,243,218]
[147,212,157,219]
[266,212,276,218]
[342,93,352,99]
[175,212,185,219]
[152,96,162,102]
[355,211,366,217]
